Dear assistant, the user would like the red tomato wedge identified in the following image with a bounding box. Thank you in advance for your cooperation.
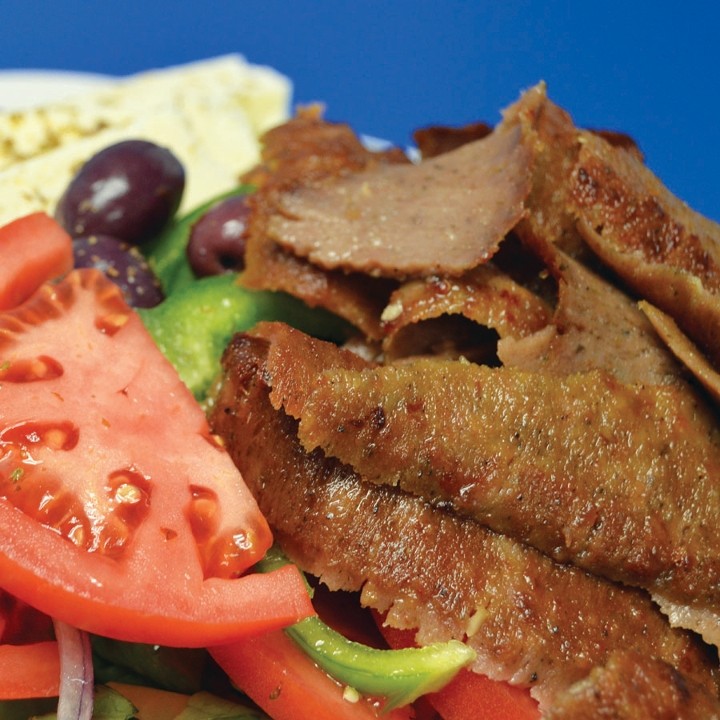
[0,268,313,647]
[211,630,414,720]
[378,623,540,720]
[0,212,73,311]
[0,641,60,699]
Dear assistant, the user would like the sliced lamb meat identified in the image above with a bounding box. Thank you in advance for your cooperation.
[284,348,720,647]
[547,651,720,720]
[240,106,406,339]
[265,87,544,279]
[571,129,720,368]
[380,264,552,362]
[209,324,718,712]
[514,89,589,261]
[638,300,720,405]
[498,246,687,386]
[242,223,396,340]
[242,103,409,190]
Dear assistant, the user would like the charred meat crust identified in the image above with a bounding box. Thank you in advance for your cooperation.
[546,651,720,719]
[210,325,718,711]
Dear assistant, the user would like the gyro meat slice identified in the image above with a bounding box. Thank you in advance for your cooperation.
[209,325,718,713]
[381,264,552,362]
[241,106,406,339]
[515,88,590,261]
[293,356,720,647]
[498,246,687,386]
[266,87,542,279]
[547,651,720,720]
[639,300,720,405]
[571,129,720,368]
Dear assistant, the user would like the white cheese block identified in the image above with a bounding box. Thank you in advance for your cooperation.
[0,55,291,226]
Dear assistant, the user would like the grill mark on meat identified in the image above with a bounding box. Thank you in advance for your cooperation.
[546,651,720,719]
[570,130,720,368]
[295,357,720,637]
[209,325,718,712]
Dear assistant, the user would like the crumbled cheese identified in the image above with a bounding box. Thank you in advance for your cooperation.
[0,55,292,226]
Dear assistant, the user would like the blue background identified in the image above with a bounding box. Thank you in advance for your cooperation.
[1,1,717,220]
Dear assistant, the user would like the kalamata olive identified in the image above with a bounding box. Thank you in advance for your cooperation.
[186,194,251,277]
[72,234,164,308]
[56,140,185,245]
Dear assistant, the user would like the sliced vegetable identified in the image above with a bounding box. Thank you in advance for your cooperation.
[287,616,475,710]
[0,266,313,647]
[0,591,60,702]
[210,629,414,720]
[0,212,73,310]
[109,683,272,720]
[378,622,540,720]
[426,669,540,720]
[53,620,94,720]
[143,187,252,295]
[0,641,60,699]
[0,590,55,644]
[138,273,352,399]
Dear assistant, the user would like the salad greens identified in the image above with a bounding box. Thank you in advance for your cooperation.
[91,638,207,695]
[138,274,352,400]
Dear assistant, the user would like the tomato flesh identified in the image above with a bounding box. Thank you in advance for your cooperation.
[0,641,60,699]
[211,630,414,720]
[0,268,313,646]
[0,212,73,311]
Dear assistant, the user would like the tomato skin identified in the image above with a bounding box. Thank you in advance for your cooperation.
[0,524,313,647]
[0,641,60,699]
[0,213,73,310]
[210,629,415,720]
[0,268,314,647]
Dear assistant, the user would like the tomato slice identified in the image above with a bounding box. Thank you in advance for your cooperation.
[0,213,73,311]
[0,590,59,700]
[0,268,313,647]
[211,630,415,720]
[0,641,60,699]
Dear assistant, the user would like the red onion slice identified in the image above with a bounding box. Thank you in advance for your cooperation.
[53,619,94,720]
